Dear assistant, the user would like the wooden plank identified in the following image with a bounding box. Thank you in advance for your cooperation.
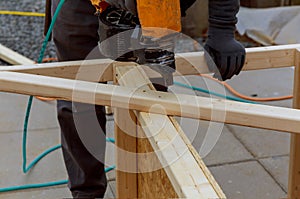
[1,71,300,134]
[114,108,138,198]
[115,64,180,198]
[113,62,138,199]
[137,125,179,198]
[244,44,296,70]
[0,43,35,65]
[288,48,300,199]
[0,44,299,81]
[0,54,206,81]
[0,58,114,82]
[169,117,226,198]
[115,65,221,198]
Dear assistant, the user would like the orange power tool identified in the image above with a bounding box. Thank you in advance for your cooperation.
[91,0,182,87]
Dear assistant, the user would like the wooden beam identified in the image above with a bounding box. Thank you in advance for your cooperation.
[169,117,226,198]
[113,63,138,198]
[288,48,300,199]
[0,44,298,81]
[0,59,114,82]
[114,108,138,198]
[115,64,223,198]
[115,64,180,198]
[1,71,300,134]
[244,44,296,70]
[0,43,35,65]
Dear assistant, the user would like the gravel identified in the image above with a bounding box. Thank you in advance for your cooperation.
[0,0,56,65]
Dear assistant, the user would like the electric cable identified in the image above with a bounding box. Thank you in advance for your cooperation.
[198,74,293,101]
[0,165,116,193]
[173,81,257,104]
[0,10,45,17]
[174,74,293,103]
[23,0,65,175]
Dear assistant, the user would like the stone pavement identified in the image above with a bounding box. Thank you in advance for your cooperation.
[0,66,294,199]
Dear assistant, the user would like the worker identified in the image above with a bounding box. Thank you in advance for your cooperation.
[52,1,107,198]
[51,0,245,198]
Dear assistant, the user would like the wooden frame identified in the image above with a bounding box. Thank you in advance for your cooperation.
[1,44,300,198]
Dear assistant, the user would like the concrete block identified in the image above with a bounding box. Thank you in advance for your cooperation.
[176,118,253,166]
[209,161,286,199]
[109,180,116,197]
[104,182,115,198]
[227,68,294,108]
[0,93,59,133]
[0,186,71,199]
[228,125,290,158]
[260,156,289,192]
[0,130,67,190]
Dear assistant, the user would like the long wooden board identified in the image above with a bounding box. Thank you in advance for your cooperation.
[0,44,299,81]
[115,64,224,198]
[0,43,35,65]
[0,71,300,134]
[288,48,300,199]
[114,108,138,198]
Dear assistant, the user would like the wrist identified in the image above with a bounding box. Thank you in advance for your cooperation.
[207,26,236,40]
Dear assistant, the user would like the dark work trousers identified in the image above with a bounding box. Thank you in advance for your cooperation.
[52,0,107,198]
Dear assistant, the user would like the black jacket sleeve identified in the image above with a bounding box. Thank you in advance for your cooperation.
[180,0,196,16]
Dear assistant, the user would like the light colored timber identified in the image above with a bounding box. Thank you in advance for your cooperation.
[288,48,300,199]
[114,108,138,198]
[0,58,114,82]
[169,117,226,198]
[1,71,300,134]
[0,43,35,65]
[115,63,180,198]
[113,63,138,199]
[0,44,299,81]
[115,64,222,198]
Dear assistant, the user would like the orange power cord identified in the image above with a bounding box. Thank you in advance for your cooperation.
[199,74,293,102]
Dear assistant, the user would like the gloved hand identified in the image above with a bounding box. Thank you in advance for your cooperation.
[204,0,245,81]
[105,0,137,15]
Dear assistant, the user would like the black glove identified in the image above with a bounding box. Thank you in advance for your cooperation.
[204,0,245,81]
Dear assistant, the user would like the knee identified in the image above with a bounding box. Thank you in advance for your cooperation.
[57,100,73,122]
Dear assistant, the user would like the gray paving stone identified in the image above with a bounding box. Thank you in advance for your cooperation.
[260,156,289,192]
[0,93,59,133]
[104,182,115,198]
[227,125,290,158]
[0,186,71,199]
[0,130,67,190]
[227,68,294,108]
[209,161,286,199]
[0,128,116,198]
[106,120,114,138]
[109,181,116,198]
[177,118,253,166]
[106,120,116,179]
